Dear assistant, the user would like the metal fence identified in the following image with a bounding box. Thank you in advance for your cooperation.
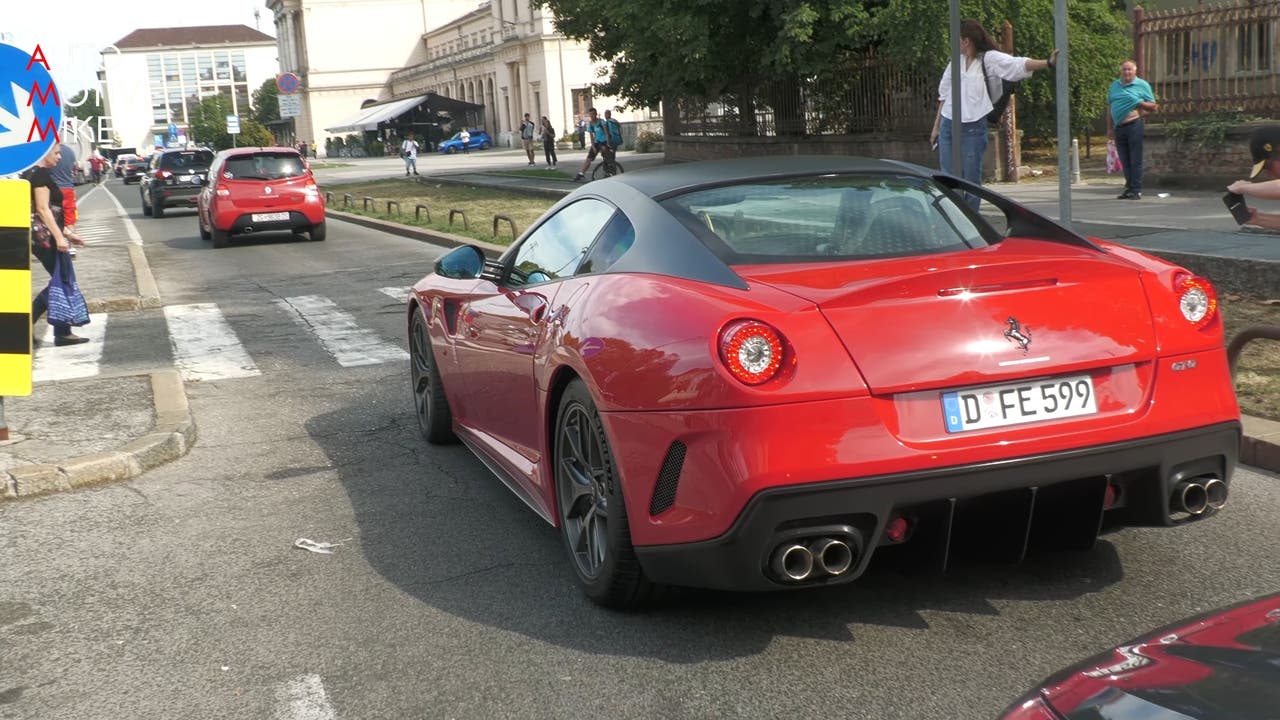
[669,54,937,137]
[1137,0,1280,118]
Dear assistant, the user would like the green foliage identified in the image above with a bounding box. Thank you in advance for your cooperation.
[634,129,664,152]
[1164,108,1253,150]
[64,88,104,123]
[251,78,279,127]
[545,0,873,107]
[189,95,273,149]
[868,0,1131,140]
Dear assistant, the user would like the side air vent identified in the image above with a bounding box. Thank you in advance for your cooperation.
[649,441,687,516]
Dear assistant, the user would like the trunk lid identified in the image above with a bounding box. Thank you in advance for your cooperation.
[738,239,1157,392]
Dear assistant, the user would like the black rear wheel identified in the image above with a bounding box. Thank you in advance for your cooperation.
[554,379,658,608]
[411,310,456,444]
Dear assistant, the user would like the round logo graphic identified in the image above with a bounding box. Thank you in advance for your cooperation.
[0,43,63,176]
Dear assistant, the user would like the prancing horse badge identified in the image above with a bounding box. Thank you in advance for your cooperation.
[1004,317,1031,352]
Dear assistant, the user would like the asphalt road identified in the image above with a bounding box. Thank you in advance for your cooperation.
[2,179,1277,720]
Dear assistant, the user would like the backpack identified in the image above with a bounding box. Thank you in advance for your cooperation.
[605,118,623,147]
[981,52,1019,126]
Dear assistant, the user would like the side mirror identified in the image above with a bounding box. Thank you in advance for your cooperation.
[434,244,486,280]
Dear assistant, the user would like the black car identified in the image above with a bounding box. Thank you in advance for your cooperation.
[120,155,149,183]
[140,148,215,218]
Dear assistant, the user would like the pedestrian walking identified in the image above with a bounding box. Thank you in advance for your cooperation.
[400,134,420,176]
[1107,60,1158,200]
[577,117,588,150]
[1227,126,1280,230]
[540,116,558,168]
[520,113,537,165]
[50,142,83,245]
[23,144,88,346]
[929,19,1058,209]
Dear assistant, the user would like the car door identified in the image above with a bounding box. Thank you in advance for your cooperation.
[452,198,617,475]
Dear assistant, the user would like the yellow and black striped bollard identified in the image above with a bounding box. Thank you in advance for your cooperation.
[0,179,33,440]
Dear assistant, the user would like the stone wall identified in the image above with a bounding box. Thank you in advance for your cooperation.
[1143,122,1262,190]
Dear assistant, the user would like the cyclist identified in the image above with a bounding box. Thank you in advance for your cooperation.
[573,108,613,182]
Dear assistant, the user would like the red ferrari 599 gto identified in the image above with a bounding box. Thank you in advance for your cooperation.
[407,156,1241,608]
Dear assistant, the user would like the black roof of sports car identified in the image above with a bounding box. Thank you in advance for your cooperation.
[608,155,931,199]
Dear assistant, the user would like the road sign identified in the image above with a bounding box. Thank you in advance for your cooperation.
[0,43,63,176]
[278,94,301,119]
[226,114,240,135]
[0,180,33,396]
[276,72,301,95]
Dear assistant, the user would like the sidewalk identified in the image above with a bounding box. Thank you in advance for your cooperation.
[1,184,193,500]
[2,162,1276,504]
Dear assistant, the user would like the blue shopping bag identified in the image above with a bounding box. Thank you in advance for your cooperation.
[46,252,91,327]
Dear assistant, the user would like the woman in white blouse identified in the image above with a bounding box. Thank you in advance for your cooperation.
[929,19,1059,209]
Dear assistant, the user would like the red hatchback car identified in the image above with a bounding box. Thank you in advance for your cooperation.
[407,156,1241,608]
[197,147,326,248]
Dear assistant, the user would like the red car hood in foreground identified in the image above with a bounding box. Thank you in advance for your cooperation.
[1003,593,1280,719]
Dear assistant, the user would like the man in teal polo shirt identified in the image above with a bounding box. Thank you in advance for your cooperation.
[1107,60,1159,200]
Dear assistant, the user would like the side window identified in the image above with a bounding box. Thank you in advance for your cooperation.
[508,199,615,286]
[577,212,635,275]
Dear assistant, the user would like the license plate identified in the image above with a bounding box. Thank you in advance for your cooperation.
[941,374,1097,433]
[179,174,194,182]
[251,212,290,222]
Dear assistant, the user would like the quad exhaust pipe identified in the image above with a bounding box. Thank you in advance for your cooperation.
[769,536,857,583]
[1171,476,1228,516]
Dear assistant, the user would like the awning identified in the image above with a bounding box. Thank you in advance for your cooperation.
[324,94,428,133]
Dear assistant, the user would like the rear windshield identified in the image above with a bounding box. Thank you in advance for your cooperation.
[660,175,990,263]
[160,150,214,170]
[222,153,307,181]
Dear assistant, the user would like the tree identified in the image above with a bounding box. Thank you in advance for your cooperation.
[545,0,1129,141]
[190,95,274,149]
[251,77,279,127]
[64,88,104,123]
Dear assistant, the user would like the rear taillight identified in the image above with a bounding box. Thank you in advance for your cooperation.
[215,188,230,197]
[1174,273,1217,328]
[718,320,786,385]
[155,169,172,179]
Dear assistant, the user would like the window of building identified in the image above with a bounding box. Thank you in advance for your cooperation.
[235,85,250,115]
[181,56,196,84]
[215,51,231,81]
[232,51,247,82]
[1237,22,1271,72]
[1164,31,1193,77]
[198,54,213,81]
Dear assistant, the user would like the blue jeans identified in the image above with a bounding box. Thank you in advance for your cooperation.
[1115,119,1144,194]
[939,117,989,210]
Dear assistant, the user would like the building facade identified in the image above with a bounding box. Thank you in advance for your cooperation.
[270,0,650,155]
[100,25,277,151]
[266,0,479,150]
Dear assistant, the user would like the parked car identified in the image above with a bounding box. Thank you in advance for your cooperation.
[1001,592,1280,718]
[405,155,1241,608]
[120,155,149,184]
[436,129,492,154]
[113,154,136,178]
[196,146,325,248]
[140,148,215,218]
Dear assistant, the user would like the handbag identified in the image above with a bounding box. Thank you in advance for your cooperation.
[46,252,91,327]
[1106,139,1123,174]
[30,212,54,251]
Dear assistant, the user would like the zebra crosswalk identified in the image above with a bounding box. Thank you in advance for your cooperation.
[31,287,415,384]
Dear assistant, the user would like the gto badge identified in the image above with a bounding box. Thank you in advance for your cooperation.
[1004,317,1032,352]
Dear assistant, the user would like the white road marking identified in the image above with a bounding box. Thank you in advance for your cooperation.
[378,286,409,301]
[32,315,108,382]
[274,674,337,720]
[101,181,143,244]
[163,303,260,381]
[275,295,408,367]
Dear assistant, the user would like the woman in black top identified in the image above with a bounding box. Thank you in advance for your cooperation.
[25,144,88,345]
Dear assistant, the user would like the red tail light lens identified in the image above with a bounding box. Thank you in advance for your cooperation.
[155,169,172,179]
[718,320,785,385]
[1174,273,1217,329]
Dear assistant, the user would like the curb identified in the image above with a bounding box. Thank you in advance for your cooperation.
[325,208,509,258]
[1,370,197,501]
[86,243,163,313]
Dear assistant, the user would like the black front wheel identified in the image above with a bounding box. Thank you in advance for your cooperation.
[590,159,624,181]
[554,379,658,608]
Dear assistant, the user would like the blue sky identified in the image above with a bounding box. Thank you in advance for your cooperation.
[5,2,273,96]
